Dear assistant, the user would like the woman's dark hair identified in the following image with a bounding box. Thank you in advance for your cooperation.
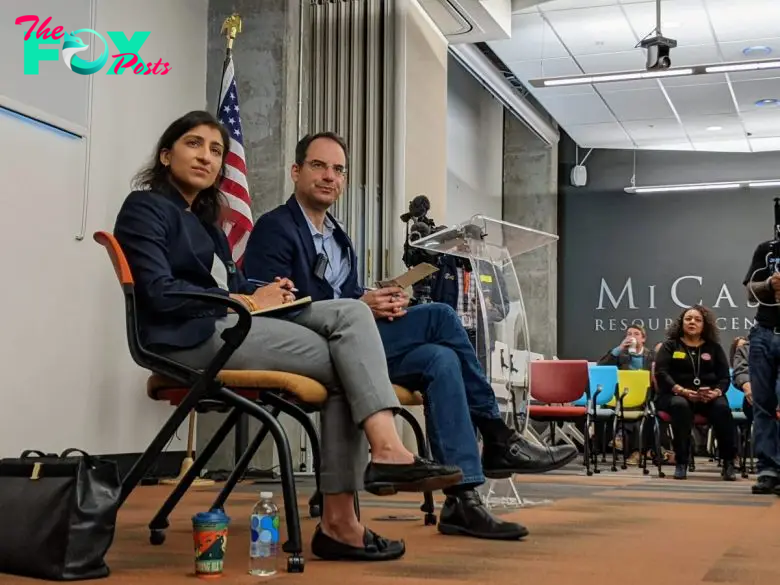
[728,336,747,365]
[131,110,230,224]
[666,304,720,344]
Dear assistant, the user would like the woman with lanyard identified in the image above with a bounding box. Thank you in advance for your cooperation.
[654,305,737,480]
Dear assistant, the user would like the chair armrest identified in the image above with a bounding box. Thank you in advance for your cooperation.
[589,385,601,415]
[164,291,251,378]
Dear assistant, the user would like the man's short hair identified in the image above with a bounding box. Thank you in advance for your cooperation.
[627,324,646,337]
[295,132,349,167]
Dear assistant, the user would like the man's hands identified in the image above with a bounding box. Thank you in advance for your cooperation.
[770,273,780,301]
[361,287,410,321]
[742,382,753,405]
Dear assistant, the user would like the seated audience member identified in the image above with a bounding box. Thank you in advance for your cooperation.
[597,325,654,370]
[113,111,463,562]
[597,326,654,465]
[730,336,752,424]
[243,131,578,541]
[654,306,737,481]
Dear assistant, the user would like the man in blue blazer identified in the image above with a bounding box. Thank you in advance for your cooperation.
[244,132,577,541]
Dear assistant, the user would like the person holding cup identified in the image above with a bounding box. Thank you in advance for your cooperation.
[653,305,737,481]
[597,324,654,371]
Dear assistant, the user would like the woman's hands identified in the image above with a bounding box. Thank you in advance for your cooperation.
[232,277,296,312]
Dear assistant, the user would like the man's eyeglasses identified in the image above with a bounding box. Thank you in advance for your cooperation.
[304,159,347,177]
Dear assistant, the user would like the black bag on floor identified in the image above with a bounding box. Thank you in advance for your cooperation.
[0,448,121,581]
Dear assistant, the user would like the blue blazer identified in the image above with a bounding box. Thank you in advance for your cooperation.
[113,185,255,350]
[243,195,364,301]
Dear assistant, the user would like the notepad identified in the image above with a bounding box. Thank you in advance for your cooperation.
[250,296,313,316]
[376,263,439,289]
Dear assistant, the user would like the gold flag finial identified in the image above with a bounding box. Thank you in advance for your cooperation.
[221,13,243,50]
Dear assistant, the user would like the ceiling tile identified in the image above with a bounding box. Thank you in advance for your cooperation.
[622,0,714,47]
[664,44,722,67]
[539,91,618,125]
[544,6,637,56]
[749,136,780,151]
[705,0,780,43]
[575,50,646,73]
[682,114,745,138]
[506,56,582,80]
[637,142,695,151]
[599,87,677,121]
[731,78,780,111]
[623,118,688,143]
[741,110,780,137]
[691,137,751,152]
[488,13,569,63]
[538,0,618,10]
[564,121,634,148]
[661,72,728,87]
[664,82,736,116]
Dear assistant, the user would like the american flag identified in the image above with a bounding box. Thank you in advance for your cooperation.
[217,55,253,263]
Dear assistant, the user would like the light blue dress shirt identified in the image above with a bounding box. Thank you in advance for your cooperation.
[298,201,351,299]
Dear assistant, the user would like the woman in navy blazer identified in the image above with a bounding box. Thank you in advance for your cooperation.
[113,111,460,561]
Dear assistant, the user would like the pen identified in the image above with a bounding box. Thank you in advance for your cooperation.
[247,278,299,293]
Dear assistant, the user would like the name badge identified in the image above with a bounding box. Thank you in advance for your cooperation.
[672,351,686,359]
[461,314,474,329]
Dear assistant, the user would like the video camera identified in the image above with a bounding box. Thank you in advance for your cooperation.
[400,195,444,303]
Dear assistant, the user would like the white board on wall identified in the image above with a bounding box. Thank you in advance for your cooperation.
[0,0,93,134]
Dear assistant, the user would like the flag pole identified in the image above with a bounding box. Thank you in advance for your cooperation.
[218,13,242,113]
[161,14,244,489]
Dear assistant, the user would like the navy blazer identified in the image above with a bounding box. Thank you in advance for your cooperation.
[243,196,363,302]
[113,185,255,350]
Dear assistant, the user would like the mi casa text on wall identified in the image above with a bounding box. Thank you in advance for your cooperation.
[594,275,757,333]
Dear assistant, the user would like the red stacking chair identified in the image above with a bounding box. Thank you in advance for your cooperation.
[528,360,592,475]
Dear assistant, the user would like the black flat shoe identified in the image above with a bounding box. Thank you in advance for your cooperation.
[311,525,405,561]
[364,456,463,496]
[483,432,579,478]
[437,490,528,540]
[753,476,778,494]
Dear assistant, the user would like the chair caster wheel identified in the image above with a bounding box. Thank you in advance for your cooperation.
[594,468,601,474]
[658,471,666,479]
[287,554,305,573]
[586,470,593,476]
[309,505,321,519]
[643,468,649,475]
[424,513,437,526]
[610,467,617,472]
[149,530,166,546]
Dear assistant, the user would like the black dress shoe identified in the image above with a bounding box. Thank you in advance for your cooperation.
[437,490,528,540]
[311,525,405,561]
[364,456,463,496]
[752,476,778,494]
[722,461,737,481]
[482,432,578,478]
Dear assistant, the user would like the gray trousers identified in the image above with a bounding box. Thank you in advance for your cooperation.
[165,299,400,493]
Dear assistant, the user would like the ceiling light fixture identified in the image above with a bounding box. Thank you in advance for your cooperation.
[528,57,780,88]
[706,126,722,131]
[743,46,772,57]
[756,98,780,107]
[625,179,780,194]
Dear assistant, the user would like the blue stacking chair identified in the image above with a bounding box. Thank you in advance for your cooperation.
[574,365,618,473]
[726,381,751,478]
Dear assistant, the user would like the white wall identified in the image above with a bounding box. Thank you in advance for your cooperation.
[0,0,209,457]
[446,54,504,226]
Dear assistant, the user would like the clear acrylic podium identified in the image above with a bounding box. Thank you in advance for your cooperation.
[411,215,558,508]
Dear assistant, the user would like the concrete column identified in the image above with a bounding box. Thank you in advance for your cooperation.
[501,113,559,358]
[196,0,303,473]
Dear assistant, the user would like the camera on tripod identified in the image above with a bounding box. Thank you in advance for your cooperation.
[401,195,442,303]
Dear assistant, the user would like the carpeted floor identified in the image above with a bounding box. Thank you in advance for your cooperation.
[4,462,779,584]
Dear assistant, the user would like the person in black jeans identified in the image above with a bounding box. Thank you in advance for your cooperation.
[744,243,780,494]
[654,305,737,481]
